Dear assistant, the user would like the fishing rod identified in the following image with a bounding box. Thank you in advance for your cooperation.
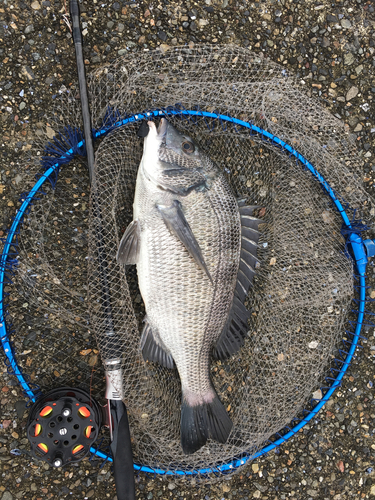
[69,1,135,499]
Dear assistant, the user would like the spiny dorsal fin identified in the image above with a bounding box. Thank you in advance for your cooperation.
[213,202,261,361]
[239,205,258,215]
[238,204,260,293]
[242,235,258,253]
[241,214,261,228]
[241,225,260,245]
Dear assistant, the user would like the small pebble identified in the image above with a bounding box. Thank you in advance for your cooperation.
[346,86,359,101]
[14,401,26,419]
[344,52,355,65]
[341,19,352,28]
[312,389,323,400]
[1,493,13,500]
[322,211,335,224]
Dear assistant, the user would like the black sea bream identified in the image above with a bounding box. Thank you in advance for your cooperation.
[117,119,260,454]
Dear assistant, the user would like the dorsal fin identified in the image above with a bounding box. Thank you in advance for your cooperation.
[212,295,250,360]
[241,225,260,244]
[213,203,261,361]
[239,205,259,216]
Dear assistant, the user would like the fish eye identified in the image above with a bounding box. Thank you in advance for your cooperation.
[181,141,195,155]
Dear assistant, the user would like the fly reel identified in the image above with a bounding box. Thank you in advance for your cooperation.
[27,387,102,467]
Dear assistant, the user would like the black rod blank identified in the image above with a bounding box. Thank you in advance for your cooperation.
[69,0,95,182]
[69,2,135,499]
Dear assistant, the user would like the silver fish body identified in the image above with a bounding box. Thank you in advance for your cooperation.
[117,119,259,454]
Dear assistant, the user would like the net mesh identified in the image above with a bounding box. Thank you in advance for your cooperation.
[7,45,372,478]
[8,160,105,393]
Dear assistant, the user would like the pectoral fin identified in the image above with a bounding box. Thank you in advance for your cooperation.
[116,220,140,265]
[157,200,213,284]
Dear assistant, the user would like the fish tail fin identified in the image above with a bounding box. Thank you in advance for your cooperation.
[180,389,232,455]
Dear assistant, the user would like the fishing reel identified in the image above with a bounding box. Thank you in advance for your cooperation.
[27,387,103,467]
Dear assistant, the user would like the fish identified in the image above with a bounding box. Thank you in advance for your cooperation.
[117,118,260,454]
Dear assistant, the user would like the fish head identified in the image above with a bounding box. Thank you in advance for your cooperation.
[157,118,201,162]
[142,119,207,195]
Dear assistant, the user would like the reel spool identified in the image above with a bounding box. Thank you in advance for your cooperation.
[27,387,102,467]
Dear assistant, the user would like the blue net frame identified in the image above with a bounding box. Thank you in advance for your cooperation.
[0,106,373,476]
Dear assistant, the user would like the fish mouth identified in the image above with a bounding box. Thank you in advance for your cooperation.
[157,118,168,139]
[158,118,185,151]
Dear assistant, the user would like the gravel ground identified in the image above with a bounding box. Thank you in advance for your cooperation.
[1,0,375,499]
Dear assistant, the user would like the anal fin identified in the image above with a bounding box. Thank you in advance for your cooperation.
[116,220,140,265]
[140,318,175,369]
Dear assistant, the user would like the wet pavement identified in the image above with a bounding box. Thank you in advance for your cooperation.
[1,0,375,499]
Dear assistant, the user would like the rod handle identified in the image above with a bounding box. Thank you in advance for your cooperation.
[110,400,136,500]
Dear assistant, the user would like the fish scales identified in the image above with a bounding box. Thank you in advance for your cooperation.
[117,118,258,454]
[135,165,240,395]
